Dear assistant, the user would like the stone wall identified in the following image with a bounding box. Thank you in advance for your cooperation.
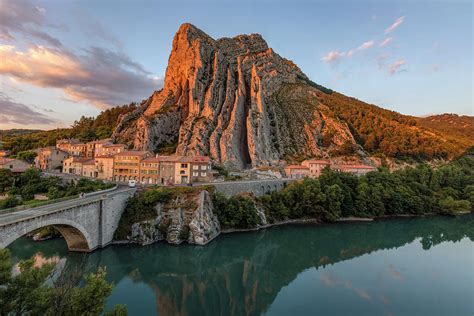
[207,179,295,197]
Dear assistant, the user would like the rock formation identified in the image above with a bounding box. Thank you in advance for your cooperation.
[113,23,356,169]
[128,189,220,246]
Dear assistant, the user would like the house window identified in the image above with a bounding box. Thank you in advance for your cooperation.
[193,172,199,176]
[201,172,206,177]
[201,165,206,170]
[193,165,199,170]
[181,163,188,168]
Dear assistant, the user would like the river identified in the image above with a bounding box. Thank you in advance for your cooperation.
[7,215,474,316]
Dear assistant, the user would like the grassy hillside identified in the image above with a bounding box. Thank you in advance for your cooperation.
[315,89,473,160]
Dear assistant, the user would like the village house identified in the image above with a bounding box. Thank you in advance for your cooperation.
[95,156,114,181]
[82,160,97,178]
[301,159,331,178]
[69,143,87,157]
[284,165,310,179]
[0,158,30,174]
[97,143,127,157]
[63,156,91,176]
[35,147,69,172]
[56,139,80,153]
[156,156,177,185]
[87,139,113,158]
[140,157,161,185]
[113,151,152,182]
[187,156,211,183]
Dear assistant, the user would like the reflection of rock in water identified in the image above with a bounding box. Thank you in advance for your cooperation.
[13,215,473,316]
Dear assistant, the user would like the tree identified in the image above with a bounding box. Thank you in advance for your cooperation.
[0,169,14,193]
[16,151,37,164]
[0,249,127,315]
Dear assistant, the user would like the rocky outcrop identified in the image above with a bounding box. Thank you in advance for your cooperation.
[128,190,220,246]
[113,23,357,169]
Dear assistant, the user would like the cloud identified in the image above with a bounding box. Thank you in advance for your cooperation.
[358,40,374,50]
[379,37,393,47]
[0,0,62,47]
[0,44,162,109]
[322,39,374,63]
[0,93,56,126]
[388,59,406,75]
[385,16,405,34]
[322,50,346,63]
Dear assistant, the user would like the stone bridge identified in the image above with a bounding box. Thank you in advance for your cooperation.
[202,178,296,197]
[0,186,135,252]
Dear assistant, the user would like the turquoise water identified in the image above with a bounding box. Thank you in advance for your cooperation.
[8,215,474,316]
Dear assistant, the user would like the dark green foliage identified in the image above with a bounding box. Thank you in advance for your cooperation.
[114,187,174,240]
[0,168,113,210]
[259,155,473,224]
[14,150,37,164]
[213,193,261,229]
[0,169,14,193]
[0,249,126,315]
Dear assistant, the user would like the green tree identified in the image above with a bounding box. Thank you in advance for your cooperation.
[0,249,127,316]
[15,151,37,164]
[0,169,14,193]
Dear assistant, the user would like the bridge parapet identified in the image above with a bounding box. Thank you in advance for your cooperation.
[0,186,135,252]
[207,179,296,197]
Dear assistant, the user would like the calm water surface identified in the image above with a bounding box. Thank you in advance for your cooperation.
[8,215,474,316]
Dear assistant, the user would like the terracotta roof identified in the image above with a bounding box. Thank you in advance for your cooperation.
[95,155,114,159]
[142,157,162,163]
[82,160,95,165]
[0,158,15,165]
[178,155,210,163]
[285,165,309,170]
[102,143,126,148]
[114,151,151,157]
[302,159,330,165]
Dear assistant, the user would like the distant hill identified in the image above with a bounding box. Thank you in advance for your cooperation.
[1,104,136,154]
[416,114,474,149]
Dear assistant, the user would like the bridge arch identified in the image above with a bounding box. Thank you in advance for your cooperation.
[2,218,93,252]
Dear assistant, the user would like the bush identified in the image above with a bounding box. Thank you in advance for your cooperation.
[213,193,261,229]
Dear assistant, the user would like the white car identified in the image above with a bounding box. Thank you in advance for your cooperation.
[128,180,137,188]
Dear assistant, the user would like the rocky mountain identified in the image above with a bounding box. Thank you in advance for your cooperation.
[113,23,473,169]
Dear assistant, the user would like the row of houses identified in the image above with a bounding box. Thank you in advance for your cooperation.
[284,159,376,179]
[63,151,211,185]
[33,138,212,185]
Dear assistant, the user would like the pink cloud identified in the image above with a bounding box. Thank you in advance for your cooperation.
[379,37,393,47]
[322,50,346,63]
[358,40,374,50]
[388,59,406,75]
[385,16,405,34]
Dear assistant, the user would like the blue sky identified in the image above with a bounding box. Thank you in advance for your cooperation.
[0,0,472,129]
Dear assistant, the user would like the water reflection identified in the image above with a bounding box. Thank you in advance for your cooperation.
[8,215,474,316]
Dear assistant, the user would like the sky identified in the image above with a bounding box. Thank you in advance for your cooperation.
[0,0,472,130]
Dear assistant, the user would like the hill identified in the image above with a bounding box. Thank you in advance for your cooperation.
[112,23,473,168]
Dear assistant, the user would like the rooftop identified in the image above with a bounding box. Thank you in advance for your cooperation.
[114,151,151,157]
[285,165,309,170]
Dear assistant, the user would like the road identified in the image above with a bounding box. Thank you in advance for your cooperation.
[0,186,133,227]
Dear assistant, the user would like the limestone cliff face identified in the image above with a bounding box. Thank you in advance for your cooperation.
[128,190,220,246]
[113,23,356,169]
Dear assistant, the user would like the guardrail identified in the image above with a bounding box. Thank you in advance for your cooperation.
[0,195,79,215]
[0,185,118,215]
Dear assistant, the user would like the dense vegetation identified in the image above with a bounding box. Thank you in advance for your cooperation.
[215,151,473,228]
[0,168,114,210]
[0,249,126,315]
[315,90,473,160]
[0,104,136,154]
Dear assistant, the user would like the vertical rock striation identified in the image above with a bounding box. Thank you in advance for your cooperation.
[113,23,356,169]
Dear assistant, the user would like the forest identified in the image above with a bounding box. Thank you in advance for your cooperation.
[214,149,474,229]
